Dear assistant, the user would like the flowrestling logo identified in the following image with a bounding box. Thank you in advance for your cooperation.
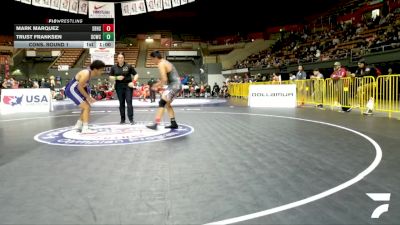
[34,123,194,146]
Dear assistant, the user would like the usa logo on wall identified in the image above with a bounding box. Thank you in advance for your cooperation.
[0,89,52,114]
[2,95,24,106]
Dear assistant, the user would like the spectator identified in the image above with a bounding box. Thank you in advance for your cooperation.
[349,59,376,115]
[272,73,281,83]
[205,83,211,98]
[331,61,350,112]
[296,65,307,80]
[331,62,347,80]
[311,68,324,108]
[288,73,296,83]
[220,82,228,98]
[32,81,39,88]
[148,77,156,103]
[311,68,324,79]
[2,78,10,89]
[181,74,189,85]
[212,82,220,97]
[9,78,16,88]
[387,68,393,75]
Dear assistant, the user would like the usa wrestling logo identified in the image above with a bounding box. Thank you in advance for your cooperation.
[2,95,23,106]
[34,123,194,146]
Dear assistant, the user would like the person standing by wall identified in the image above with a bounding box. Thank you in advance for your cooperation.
[349,59,377,114]
[331,61,349,112]
[296,65,307,80]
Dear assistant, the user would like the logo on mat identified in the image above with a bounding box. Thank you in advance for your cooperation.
[367,193,391,219]
[34,123,194,146]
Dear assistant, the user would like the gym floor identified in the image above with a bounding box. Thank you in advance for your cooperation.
[0,99,399,225]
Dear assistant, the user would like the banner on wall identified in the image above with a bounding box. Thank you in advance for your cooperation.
[154,0,163,11]
[0,89,53,114]
[51,0,60,9]
[18,0,194,16]
[59,0,70,11]
[121,0,147,16]
[248,85,297,108]
[163,0,171,9]
[89,48,115,66]
[78,0,88,15]
[171,0,180,7]
[88,1,115,18]
[146,0,156,12]
[89,48,115,55]
[68,0,78,13]
[121,2,130,16]
[32,0,42,7]
[91,53,114,66]
[136,0,147,15]
[42,0,51,8]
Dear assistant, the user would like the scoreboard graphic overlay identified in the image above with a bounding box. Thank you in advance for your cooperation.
[14,19,115,49]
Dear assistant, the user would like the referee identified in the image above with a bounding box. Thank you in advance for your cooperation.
[109,52,139,125]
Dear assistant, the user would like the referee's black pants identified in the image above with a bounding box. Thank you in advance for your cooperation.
[116,83,133,122]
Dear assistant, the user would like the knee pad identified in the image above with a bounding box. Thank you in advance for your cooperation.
[159,99,167,108]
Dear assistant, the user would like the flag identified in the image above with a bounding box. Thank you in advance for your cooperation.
[42,0,51,8]
[171,0,180,7]
[78,0,88,15]
[59,0,70,11]
[51,0,60,10]
[135,0,147,15]
[69,0,78,13]
[32,0,42,6]
[154,0,162,11]
[163,0,171,9]
[146,0,155,12]
[121,2,130,16]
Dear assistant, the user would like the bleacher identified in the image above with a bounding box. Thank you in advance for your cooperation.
[145,48,167,68]
[0,35,13,46]
[117,47,139,67]
[51,49,84,69]
[145,47,192,67]
[234,4,400,69]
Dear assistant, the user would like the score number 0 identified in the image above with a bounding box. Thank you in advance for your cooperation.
[103,24,114,32]
[102,24,114,41]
